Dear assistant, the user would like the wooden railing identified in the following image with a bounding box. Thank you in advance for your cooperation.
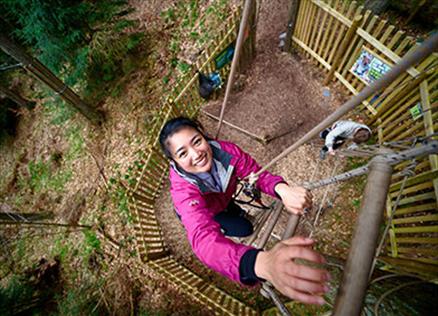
[290,0,438,278]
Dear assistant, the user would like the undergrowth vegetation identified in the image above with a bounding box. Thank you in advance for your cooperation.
[0,1,236,314]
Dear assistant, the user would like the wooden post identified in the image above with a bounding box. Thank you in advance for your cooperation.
[419,80,438,204]
[0,31,104,125]
[284,0,301,52]
[333,156,393,316]
[324,15,363,85]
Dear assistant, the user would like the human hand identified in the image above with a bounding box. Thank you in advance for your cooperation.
[274,183,312,215]
[254,237,329,305]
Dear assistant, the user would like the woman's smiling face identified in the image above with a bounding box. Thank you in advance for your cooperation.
[167,127,213,174]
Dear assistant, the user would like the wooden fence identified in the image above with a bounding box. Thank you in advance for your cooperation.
[290,0,438,279]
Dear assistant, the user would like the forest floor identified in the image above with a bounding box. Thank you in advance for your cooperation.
[2,0,433,315]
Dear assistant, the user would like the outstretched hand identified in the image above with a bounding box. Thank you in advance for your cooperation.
[254,237,330,305]
[274,183,313,215]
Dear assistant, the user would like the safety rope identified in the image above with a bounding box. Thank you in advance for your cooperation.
[309,158,341,239]
[215,0,254,139]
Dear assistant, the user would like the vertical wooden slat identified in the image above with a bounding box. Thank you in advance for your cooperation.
[420,79,438,203]
[316,0,335,59]
[326,3,352,66]
[294,0,308,47]
[339,12,375,78]
[308,1,323,53]
[321,0,343,62]
[302,0,316,59]
[324,15,362,84]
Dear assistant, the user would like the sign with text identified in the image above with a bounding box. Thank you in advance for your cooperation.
[351,48,391,85]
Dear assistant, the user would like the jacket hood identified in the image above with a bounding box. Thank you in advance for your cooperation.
[170,140,235,194]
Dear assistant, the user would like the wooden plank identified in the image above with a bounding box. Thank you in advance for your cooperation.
[390,169,438,192]
[342,20,387,77]
[312,0,332,67]
[420,80,438,204]
[308,1,323,53]
[312,0,351,27]
[321,0,344,62]
[326,6,353,66]
[327,2,361,68]
[291,0,308,40]
[389,181,433,198]
[380,256,438,274]
[393,163,433,182]
[394,247,438,256]
[385,114,427,141]
[292,36,331,69]
[324,15,362,84]
[296,0,310,54]
[295,0,309,42]
[392,213,438,225]
[383,114,421,141]
[316,0,336,58]
[379,86,423,131]
[387,30,406,50]
[395,237,438,244]
[303,0,318,59]
[396,256,438,266]
[392,111,437,141]
[394,35,415,57]
[379,86,420,127]
[340,14,378,79]
[394,225,438,233]
[393,158,429,174]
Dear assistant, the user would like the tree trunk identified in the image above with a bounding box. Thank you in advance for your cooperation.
[0,84,35,109]
[0,31,104,125]
[0,212,53,221]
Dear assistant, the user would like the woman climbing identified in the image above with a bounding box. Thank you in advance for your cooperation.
[159,116,330,305]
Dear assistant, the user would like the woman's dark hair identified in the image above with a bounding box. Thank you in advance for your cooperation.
[159,116,207,159]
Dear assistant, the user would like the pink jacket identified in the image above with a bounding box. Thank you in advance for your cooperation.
[169,140,284,283]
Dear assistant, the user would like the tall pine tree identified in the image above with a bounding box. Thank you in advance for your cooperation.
[0,0,142,96]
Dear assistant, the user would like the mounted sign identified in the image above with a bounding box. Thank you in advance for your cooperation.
[410,102,423,120]
[350,47,392,85]
[214,42,235,70]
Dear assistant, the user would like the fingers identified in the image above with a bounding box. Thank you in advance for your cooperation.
[285,263,329,283]
[282,287,326,306]
[282,236,314,247]
[285,243,327,265]
[285,187,313,210]
[283,275,328,295]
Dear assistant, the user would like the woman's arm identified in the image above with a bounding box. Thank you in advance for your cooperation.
[274,182,312,215]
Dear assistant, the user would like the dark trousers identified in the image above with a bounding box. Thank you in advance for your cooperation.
[213,201,253,237]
